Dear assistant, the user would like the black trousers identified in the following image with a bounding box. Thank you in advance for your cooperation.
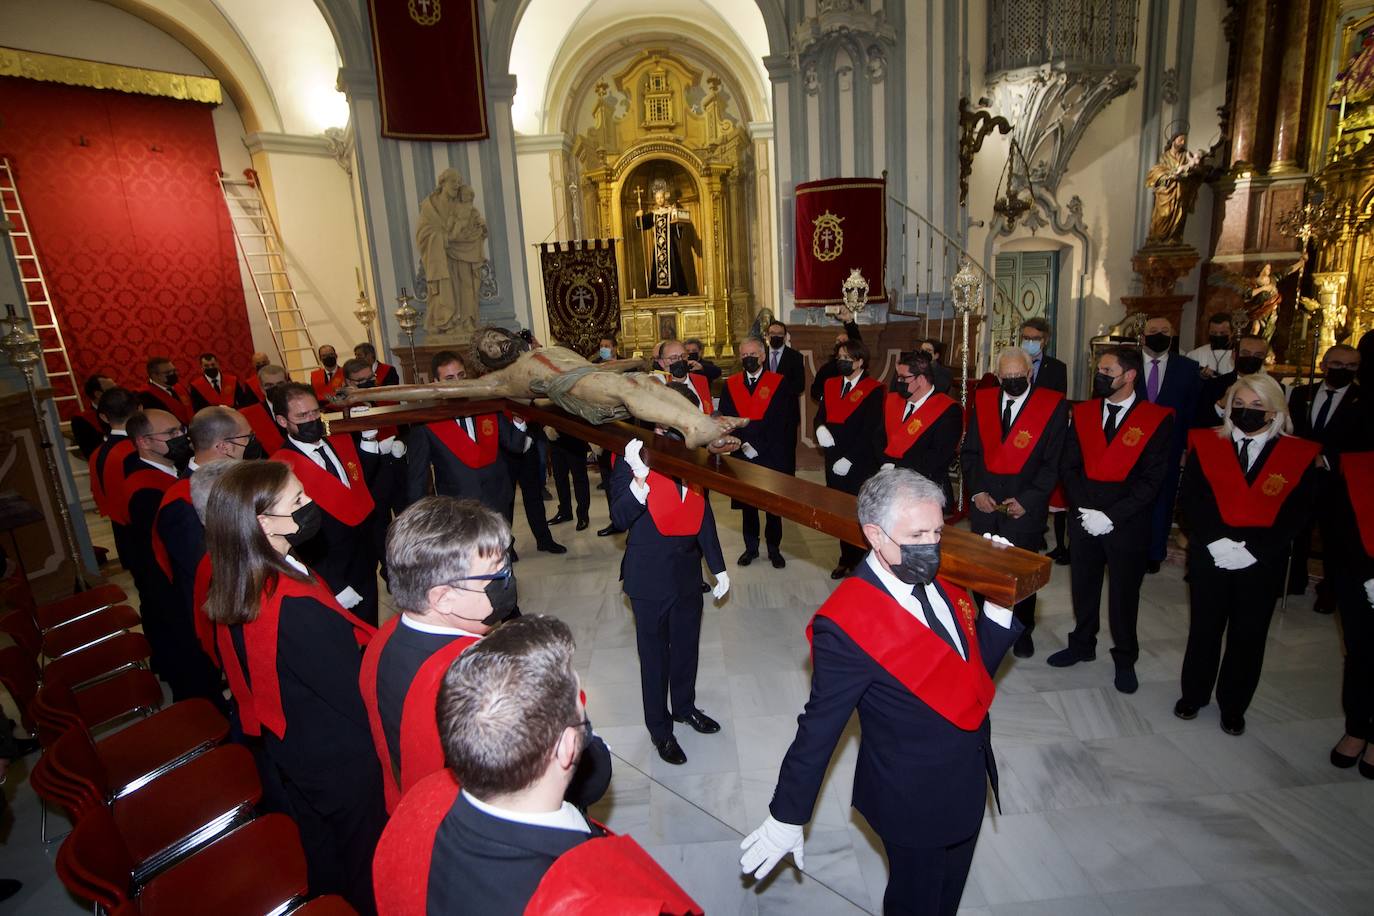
[838,539,866,568]
[880,827,980,916]
[510,446,554,546]
[1067,521,1148,663]
[1180,558,1282,715]
[1333,568,1374,741]
[550,443,590,519]
[630,590,704,742]
[740,507,782,554]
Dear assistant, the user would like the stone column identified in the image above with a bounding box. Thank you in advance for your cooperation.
[1269,0,1313,174]
[1229,0,1272,170]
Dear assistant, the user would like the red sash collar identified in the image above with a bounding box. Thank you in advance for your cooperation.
[143,385,191,424]
[376,363,398,386]
[271,435,374,525]
[1073,399,1171,482]
[808,576,994,730]
[373,769,461,916]
[193,555,216,662]
[92,438,135,520]
[310,367,345,402]
[883,392,957,458]
[526,836,704,916]
[122,465,178,520]
[240,402,285,454]
[645,470,706,536]
[151,478,194,580]
[1188,430,1319,528]
[360,618,479,813]
[725,371,784,420]
[974,386,1063,475]
[1341,451,1374,558]
[245,375,265,403]
[823,375,883,425]
[189,373,239,407]
[218,570,374,738]
[427,415,500,468]
[687,373,713,414]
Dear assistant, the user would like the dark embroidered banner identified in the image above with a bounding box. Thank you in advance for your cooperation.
[793,176,887,307]
[539,240,621,357]
[367,0,489,140]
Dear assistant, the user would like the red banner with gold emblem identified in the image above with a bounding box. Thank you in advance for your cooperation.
[793,177,886,307]
[366,0,489,140]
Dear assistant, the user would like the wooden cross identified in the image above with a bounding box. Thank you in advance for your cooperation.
[332,398,1051,606]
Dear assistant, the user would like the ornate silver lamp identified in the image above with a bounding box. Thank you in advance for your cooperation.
[353,268,377,348]
[394,288,421,382]
[949,259,983,513]
[1,304,88,589]
[840,268,870,319]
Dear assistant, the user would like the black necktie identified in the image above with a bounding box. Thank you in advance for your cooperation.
[1001,397,1013,437]
[841,379,852,399]
[903,402,915,423]
[1237,438,1251,471]
[911,584,961,656]
[210,375,220,393]
[1104,404,1122,441]
[316,444,346,484]
[1312,390,1333,434]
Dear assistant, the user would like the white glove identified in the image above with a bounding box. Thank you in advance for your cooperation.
[815,425,836,449]
[1079,508,1114,536]
[335,586,364,610]
[712,571,730,600]
[361,427,379,440]
[741,443,759,460]
[390,439,407,459]
[881,462,895,471]
[1365,578,1374,606]
[1227,543,1258,569]
[832,457,852,477]
[981,533,1013,547]
[624,439,650,479]
[1207,538,1256,570]
[544,425,559,441]
[740,815,805,879]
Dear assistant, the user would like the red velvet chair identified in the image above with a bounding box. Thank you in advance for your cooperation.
[40,604,142,658]
[42,632,152,690]
[3,579,129,631]
[0,642,39,732]
[32,670,164,746]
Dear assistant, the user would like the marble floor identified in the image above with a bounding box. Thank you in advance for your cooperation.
[3,470,1372,915]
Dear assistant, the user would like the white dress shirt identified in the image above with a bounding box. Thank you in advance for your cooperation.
[1230,424,1276,472]
[1309,383,1351,425]
[110,428,128,438]
[1101,391,1137,428]
[1143,350,1170,390]
[864,553,1014,659]
[462,790,591,834]
[999,386,1030,426]
[400,614,480,639]
[141,456,178,478]
[903,388,935,422]
[288,435,348,484]
[1186,344,1234,376]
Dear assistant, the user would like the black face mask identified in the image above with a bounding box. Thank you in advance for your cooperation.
[163,371,179,386]
[481,569,520,625]
[768,335,785,350]
[667,359,689,379]
[1092,372,1119,399]
[741,355,761,374]
[283,502,322,547]
[1209,334,1231,351]
[241,437,265,461]
[1325,367,1356,389]
[686,351,701,362]
[1232,407,1270,434]
[204,367,219,379]
[164,434,193,468]
[835,359,855,376]
[353,378,375,389]
[322,355,338,369]
[1143,332,1172,354]
[884,532,942,586]
[1000,376,1030,398]
[293,418,325,444]
[1236,354,1264,375]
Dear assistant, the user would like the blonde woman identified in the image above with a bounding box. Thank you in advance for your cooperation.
[1175,375,1320,735]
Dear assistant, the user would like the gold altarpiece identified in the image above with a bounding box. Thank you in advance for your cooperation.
[571,51,756,358]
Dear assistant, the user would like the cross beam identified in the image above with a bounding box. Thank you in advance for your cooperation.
[331,399,1051,606]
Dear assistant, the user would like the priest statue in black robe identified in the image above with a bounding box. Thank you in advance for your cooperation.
[635,178,693,296]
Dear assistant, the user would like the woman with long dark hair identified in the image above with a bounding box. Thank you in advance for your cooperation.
[204,461,384,913]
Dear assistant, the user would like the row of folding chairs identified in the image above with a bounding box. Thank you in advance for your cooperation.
[0,574,354,915]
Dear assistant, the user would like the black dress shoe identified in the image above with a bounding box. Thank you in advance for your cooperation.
[1221,713,1246,736]
[510,547,520,562]
[1146,560,1161,575]
[1173,699,1199,720]
[830,565,851,580]
[1046,647,1094,667]
[1360,756,1374,780]
[1046,546,1067,561]
[537,541,567,554]
[597,524,622,537]
[1313,591,1336,615]
[673,709,721,734]
[1331,740,1365,769]
[11,735,39,757]
[548,511,573,525]
[769,553,786,569]
[0,880,21,904]
[1012,632,1034,658]
[542,486,554,501]
[738,549,758,566]
[1055,550,1071,567]
[576,516,589,531]
[654,736,687,765]
[1113,662,1138,695]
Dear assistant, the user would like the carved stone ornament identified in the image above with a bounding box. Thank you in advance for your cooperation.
[792,0,896,86]
[323,126,353,175]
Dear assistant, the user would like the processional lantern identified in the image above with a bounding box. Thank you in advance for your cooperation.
[353,267,377,347]
[394,288,421,382]
[841,268,870,319]
[992,138,1034,231]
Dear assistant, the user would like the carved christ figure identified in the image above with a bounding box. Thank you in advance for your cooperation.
[1145,133,1206,245]
[417,169,488,335]
[635,179,693,296]
[344,327,747,451]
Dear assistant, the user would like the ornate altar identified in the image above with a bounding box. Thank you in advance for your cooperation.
[571,50,757,358]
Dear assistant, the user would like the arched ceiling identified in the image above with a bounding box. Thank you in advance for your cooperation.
[510,0,771,135]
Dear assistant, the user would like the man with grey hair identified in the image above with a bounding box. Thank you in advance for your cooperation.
[742,468,1021,914]
[242,363,287,453]
[358,496,608,812]
[961,346,1068,657]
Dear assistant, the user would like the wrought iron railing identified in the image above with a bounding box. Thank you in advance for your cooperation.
[986,0,1139,76]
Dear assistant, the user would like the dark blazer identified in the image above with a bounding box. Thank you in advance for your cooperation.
[814,375,885,494]
[1145,353,1202,454]
[1031,355,1068,394]
[156,494,204,617]
[70,411,107,460]
[427,792,602,916]
[1060,399,1173,549]
[766,345,806,428]
[1288,383,1370,463]
[405,415,528,512]
[960,392,1069,550]
[770,561,1021,847]
[609,457,725,600]
[808,321,861,402]
[874,396,962,504]
[718,372,797,475]
[693,357,722,384]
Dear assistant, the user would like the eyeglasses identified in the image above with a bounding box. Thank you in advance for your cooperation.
[149,426,186,440]
[456,565,513,584]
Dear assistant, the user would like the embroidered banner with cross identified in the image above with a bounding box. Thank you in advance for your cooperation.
[539,240,622,357]
[793,176,887,307]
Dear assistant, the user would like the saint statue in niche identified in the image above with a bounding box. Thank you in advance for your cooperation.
[416,169,488,337]
[1144,132,1207,246]
[634,178,694,296]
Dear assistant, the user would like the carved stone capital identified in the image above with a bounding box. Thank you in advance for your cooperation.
[791,0,895,84]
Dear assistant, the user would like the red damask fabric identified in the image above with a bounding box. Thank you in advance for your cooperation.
[0,77,253,417]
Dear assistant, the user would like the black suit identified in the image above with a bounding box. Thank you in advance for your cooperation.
[405,415,528,517]
[1325,457,1374,742]
[874,394,962,506]
[154,478,224,704]
[122,456,185,684]
[1061,398,1173,663]
[548,430,591,523]
[808,321,861,402]
[508,421,557,548]
[93,434,132,569]
[815,374,884,568]
[426,791,601,915]
[961,390,1069,634]
[1142,352,1202,563]
[766,344,806,431]
[610,458,725,742]
[693,357,722,384]
[1030,355,1068,393]
[770,561,1021,914]
[718,371,795,555]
